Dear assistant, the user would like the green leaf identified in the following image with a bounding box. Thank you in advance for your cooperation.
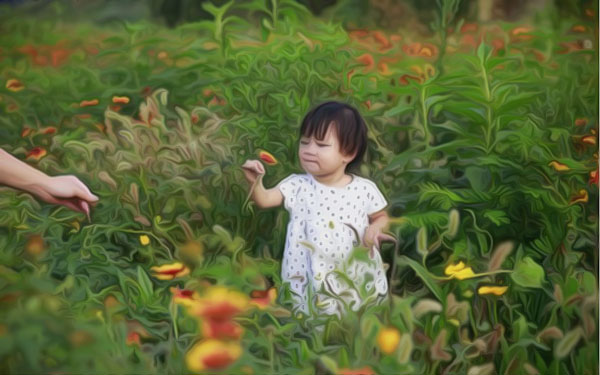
[416,227,428,258]
[511,257,545,288]
[483,210,510,226]
[137,266,154,301]
[554,327,583,359]
[397,256,444,302]
[319,355,338,373]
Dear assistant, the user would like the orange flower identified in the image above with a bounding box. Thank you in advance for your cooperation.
[21,126,34,137]
[150,262,190,280]
[510,26,534,41]
[402,42,437,58]
[372,31,392,50]
[25,234,45,256]
[6,79,24,92]
[589,169,598,186]
[570,189,589,204]
[398,74,422,85]
[377,62,390,75]
[191,287,249,321]
[185,339,242,372]
[41,126,57,135]
[249,287,277,309]
[26,147,47,161]
[548,161,570,172]
[79,99,99,107]
[575,118,587,126]
[258,150,278,166]
[571,25,587,33]
[582,135,596,145]
[202,319,243,340]
[338,367,376,375]
[460,23,478,33]
[356,53,375,70]
[126,332,141,346]
[112,96,130,104]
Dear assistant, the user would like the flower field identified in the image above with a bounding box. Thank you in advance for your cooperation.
[0,1,598,374]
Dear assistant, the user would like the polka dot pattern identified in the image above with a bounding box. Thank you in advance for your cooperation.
[277,173,389,316]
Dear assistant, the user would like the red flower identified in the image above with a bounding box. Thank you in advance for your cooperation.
[589,169,599,186]
[21,126,34,137]
[201,319,243,340]
[460,23,478,33]
[42,126,57,135]
[258,150,278,166]
[79,99,99,108]
[356,53,375,70]
[372,31,392,50]
[575,118,588,127]
[402,42,437,58]
[249,287,277,309]
[26,147,47,161]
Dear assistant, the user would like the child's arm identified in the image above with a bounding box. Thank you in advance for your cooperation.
[365,210,392,249]
[0,148,98,215]
[242,159,283,208]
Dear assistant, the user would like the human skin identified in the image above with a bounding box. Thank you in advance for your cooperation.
[0,148,98,216]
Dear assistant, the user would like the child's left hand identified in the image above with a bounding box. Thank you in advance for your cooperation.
[364,226,396,250]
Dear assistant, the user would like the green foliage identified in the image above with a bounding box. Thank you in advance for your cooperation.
[0,1,597,374]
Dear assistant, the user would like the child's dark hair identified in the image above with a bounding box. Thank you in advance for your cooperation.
[299,101,367,172]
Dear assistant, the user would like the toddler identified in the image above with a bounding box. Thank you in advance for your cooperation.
[242,101,391,317]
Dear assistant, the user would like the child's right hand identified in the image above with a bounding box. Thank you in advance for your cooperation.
[242,159,265,185]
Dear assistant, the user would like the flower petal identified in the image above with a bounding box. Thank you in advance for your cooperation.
[478,286,508,296]
[26,147,47,161]
[548,161,570,171]
[377,326,401,354]
[6,79,24,92]
[79,99,99,107]
[186,339,242,372]
[258,150,278,166]
[444,261,465,276]
[112,96,130,104]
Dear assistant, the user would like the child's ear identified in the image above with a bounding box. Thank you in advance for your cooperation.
[342,151,357,164]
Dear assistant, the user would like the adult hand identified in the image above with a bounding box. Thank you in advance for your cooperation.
[28,175,99,217]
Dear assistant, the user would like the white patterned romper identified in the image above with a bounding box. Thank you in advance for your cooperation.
[278,173,389,316]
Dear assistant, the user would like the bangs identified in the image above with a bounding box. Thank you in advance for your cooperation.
[299,101,368,172]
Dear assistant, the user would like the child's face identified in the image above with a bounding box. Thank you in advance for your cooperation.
[298,125,354,177]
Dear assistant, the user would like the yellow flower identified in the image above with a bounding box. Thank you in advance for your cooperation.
[150,262,190,280]
[570,189,589,205]
[6,79,24,92]
[444,261,477,280]
[249,287,277,309]
[170,287,201,307]
[139,235,150,246]
[377,326,401,354]
[548,161,570,172]
[453,267,477,280]
[478,286,508,296]
[185,339,242,372]
[444,261,466,275]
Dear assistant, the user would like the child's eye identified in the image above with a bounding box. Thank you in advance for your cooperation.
[300,140,309,145]
[317,143,330,147]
